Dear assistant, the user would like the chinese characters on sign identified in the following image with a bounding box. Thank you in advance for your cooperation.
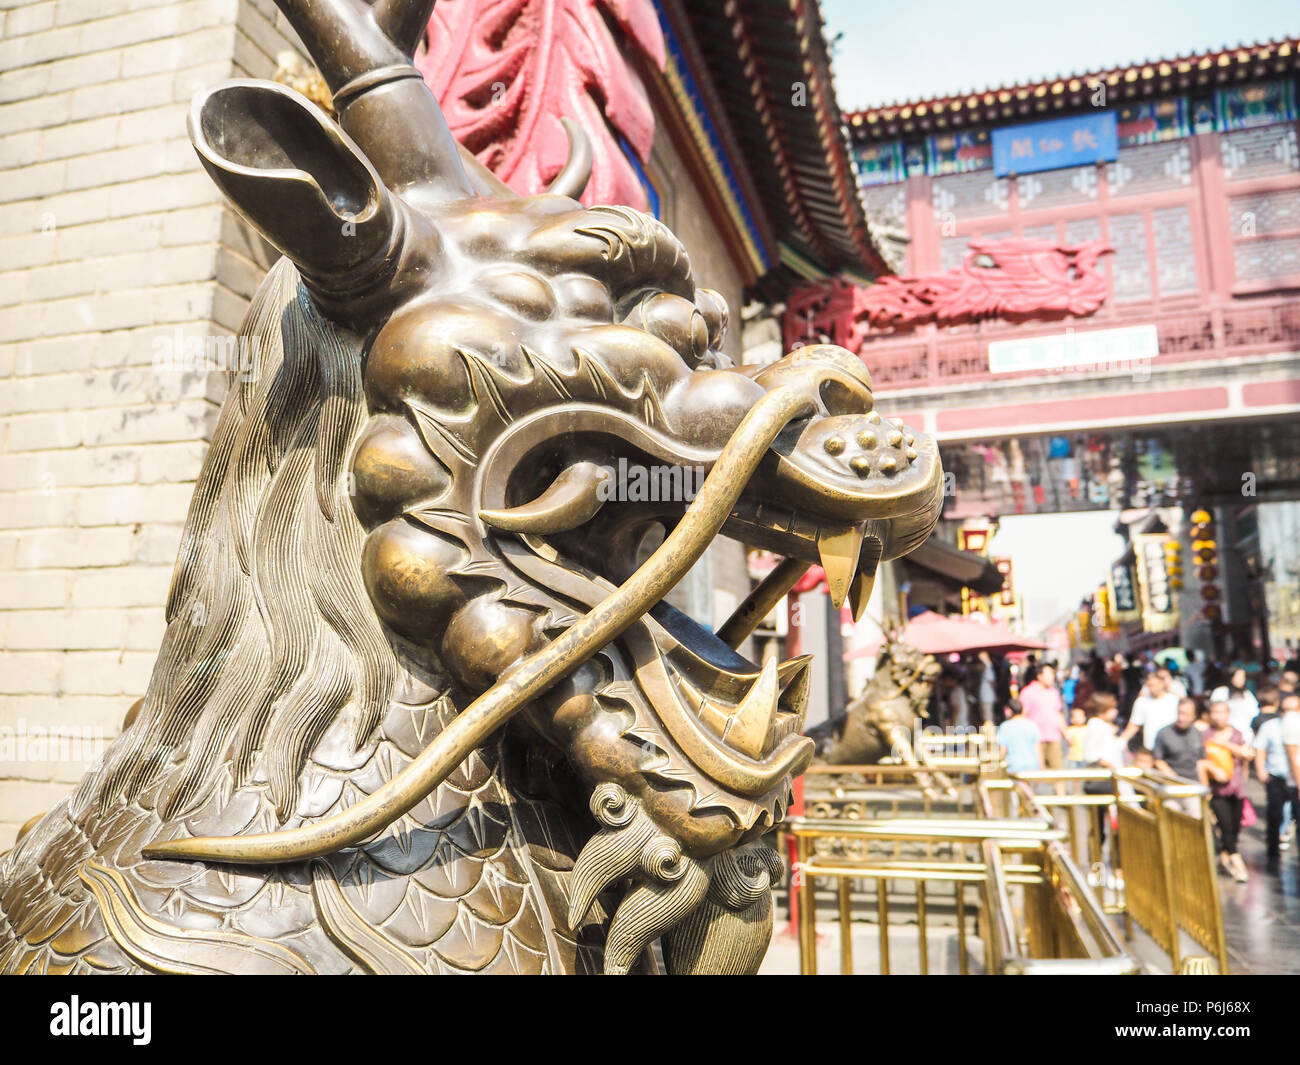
[1134,533,1179,634]
[1108,559,1141,623]
[992,112,1118,177]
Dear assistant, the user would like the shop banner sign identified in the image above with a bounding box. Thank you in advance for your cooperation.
[1134,533,1179,634]
[992,112,1117,177]
[1108,559,1140,622]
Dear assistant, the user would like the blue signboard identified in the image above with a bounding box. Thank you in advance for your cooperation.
[992,112,1117,177]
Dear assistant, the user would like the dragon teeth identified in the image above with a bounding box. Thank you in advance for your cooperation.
[720,658,779,759]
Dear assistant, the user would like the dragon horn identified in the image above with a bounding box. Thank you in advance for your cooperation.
[546,119,594,200]
[144,386,815,865]
[273,0,472,203]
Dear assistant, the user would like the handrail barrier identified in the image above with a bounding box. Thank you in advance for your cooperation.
[786,815,1140,974]
[984,768,1229,974]
[781,760,1227,974]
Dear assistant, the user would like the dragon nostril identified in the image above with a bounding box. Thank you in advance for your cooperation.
[856,430,877,449]
[824,435,846,455]
[850,455,871,476]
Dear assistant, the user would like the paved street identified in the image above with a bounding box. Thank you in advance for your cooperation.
[1217,779,1300,975]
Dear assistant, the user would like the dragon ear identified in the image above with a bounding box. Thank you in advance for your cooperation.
[189,79,397,287]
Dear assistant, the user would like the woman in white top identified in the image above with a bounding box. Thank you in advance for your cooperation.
[1082,693,1125,768]
[1210,667,1259,742]
[1081,693,1125,856]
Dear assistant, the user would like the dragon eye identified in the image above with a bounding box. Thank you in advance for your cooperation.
[625,292,708,366]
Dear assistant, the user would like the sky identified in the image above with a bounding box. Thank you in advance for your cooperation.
[989,513,1126,634]
[822,0,1299,109]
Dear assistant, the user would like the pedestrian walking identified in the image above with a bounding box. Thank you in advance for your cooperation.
[1254,693,1300,872]
[1122,670,1181,752]
[1204,700,1254,883]
[1152,697,1207,816]
[1210,668,1259,740]
[996,698,1042,774]
[1019,664,1067,776]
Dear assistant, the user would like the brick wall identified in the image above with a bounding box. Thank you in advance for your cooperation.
[0,0,305,848]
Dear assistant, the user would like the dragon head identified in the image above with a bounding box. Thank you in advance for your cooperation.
[138,0,944,973]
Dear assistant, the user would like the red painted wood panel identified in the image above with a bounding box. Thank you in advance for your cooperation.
[935,386,1230,433]
[1242,379,1300,407]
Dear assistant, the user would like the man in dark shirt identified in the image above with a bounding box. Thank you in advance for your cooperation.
[1153,698,1208,813]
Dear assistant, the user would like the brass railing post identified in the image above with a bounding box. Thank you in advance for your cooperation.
[797,833,816,975]
[1198,790,1230,974]
[838,877,853,975]
[1152,788,1182,973]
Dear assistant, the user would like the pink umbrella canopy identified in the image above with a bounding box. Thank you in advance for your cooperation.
[847,611,1047,659]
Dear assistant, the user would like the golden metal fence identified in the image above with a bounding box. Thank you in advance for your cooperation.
[782,761,1227,975]
[996,768,1229,974]
[787,816,1139,975]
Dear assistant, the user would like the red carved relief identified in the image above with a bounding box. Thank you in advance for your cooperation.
[785,238,1114,352]
[418,0,665,211]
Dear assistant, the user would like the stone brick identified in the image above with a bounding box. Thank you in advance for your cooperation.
[116,103,187,148]
[124,606,166,651]
[137,440,208,483]
[68,567,173,610]
[59,650,155,696]
[0,91,71,137]
[75,482,194,526]
[0,570,69,609]
[0,65,51,106]
[161,205,222,247]
[0,130,42,169]
[0,448,137,493]
[0,652,61,693]
[0,187,110,236]
[0,487,80,528]
[0,160,66,205]
[65,141,171,193]
[4,2,56,38]
[3,410,85,450]
[119,25,236,80]
[131,522,183,565]
[82,400,214,447]
[41,115,121,162]
[14,526,136,569]
[13,332,101,375]
[3,608,125,650]
[67,72,173,123]
[0,25,79,73]
[55,215,163,262]
[107,171,213,218]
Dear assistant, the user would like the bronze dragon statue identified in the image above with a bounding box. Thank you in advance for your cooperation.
[0,0,942,975]
[819,640,943,765]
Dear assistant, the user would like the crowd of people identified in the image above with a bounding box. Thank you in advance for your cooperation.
[929,648,1300,882]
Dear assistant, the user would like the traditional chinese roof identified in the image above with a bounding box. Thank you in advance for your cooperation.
[846,36,1300,141]
[654,0,891,288]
